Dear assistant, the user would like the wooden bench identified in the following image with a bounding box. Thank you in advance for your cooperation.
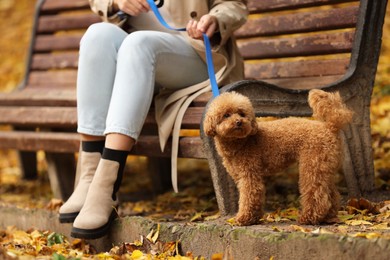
[0,0,387,215]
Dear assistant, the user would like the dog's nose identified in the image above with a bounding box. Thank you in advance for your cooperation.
[236,120,242,126]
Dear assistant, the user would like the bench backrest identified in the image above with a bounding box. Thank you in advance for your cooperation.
[25,0,360,95]
[25,0,99,93]
[236,0,359,90]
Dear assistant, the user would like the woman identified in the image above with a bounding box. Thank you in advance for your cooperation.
[59,0,248,239]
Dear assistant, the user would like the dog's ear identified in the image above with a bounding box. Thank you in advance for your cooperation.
[250,117,258,135]
[203,111,216,137]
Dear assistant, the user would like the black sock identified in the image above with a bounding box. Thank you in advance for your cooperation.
[102,147,128,200]
[81,140,105,154]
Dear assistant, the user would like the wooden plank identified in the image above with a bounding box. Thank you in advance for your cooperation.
[244,58,350,80]
[31,52,79,70]
[0,131,205,158]
[37,13,100,33]
[0,89,77,107]
[131,136,204,158]
[263,74,345,89]
[145,107,205,129]
[28,70,77,87]
[235,6,358,38]
[247,0,358,13]
[0,131,80,153]
[238,31,354,59]
[0,107,77,127]
[41,0,90,13]
[34,34,82,52]
[0,105,203,129]
[0,87,211,108]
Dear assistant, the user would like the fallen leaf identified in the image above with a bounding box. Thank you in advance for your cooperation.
[288,225,311,233]
[345,220,374,226]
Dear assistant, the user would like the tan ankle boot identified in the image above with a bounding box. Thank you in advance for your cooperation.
[71,159,120,239]
[59,151,101,223]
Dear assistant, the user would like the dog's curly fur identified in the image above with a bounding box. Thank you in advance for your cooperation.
[203,89,353,225]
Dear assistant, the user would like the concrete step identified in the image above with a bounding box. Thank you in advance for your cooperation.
[1,204,390,259]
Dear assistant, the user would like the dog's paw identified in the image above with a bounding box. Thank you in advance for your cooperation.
[298,215,320,225]
[235,214,259,226]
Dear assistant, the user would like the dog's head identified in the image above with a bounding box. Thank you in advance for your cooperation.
[203,91,258,139]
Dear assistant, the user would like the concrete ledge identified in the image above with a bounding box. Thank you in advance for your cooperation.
[1,204,390,259]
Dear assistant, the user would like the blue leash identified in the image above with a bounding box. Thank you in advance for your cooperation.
[146,0,220,97]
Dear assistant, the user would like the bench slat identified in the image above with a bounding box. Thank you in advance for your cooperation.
[38,13,100,33]
[247,0,358,13]
[0,89,212,107]
[30,52,349,79]
[0,106,204,129]
[0,131,204,158]
[263,74,345,89]
[34,34,82,52]
[245,58,349,80]
[0,89,76,107]
[236,6,358,38]
[33,29,354,59]
[41,0,90,13]
[238,31,354,59]
[32,52,79,70]
[0,107,77,128]
[28,70,77,87]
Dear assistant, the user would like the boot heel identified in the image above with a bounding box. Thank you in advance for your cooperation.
[70,210,118,239]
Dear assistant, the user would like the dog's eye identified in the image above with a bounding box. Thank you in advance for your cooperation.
[239,112,245,117]
[223,113,231,118]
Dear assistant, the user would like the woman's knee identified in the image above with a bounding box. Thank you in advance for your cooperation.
[118,31,161,56]
[80,23,126,52]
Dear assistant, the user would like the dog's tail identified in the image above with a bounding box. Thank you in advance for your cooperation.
[308,89,353,132]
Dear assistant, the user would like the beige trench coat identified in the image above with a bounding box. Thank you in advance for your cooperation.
[88,0,248,192]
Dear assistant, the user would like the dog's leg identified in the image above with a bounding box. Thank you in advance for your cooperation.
[323,182,341,223]
[298,156,337,225]
[235,175,265,226]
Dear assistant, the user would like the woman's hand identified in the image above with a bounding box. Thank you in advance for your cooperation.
[113,0,150,16]
[186,14,218,40]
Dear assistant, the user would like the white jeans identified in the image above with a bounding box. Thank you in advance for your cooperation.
[77,22,209,139]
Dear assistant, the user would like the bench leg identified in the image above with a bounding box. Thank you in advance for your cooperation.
[147,157,172,194]
[202,135,238,215]
[45,152,76,200]
[341,96,375,198]
[17,151,38,180]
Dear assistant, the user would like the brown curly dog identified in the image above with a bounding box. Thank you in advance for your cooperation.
[203,89,353,225]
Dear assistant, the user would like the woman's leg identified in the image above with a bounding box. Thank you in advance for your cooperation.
[60,23,128,223]
[104,31,209,142]
[72,31,209,239]
[76,22,128,137]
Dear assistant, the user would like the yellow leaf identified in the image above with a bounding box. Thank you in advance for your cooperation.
[190,212,204,222]
[337,213,355,223]
[345,220,373,226]
[12,230,31,244]
[289,225,311,233]
[272,226,281,232]
[352,232,381,239]
[337,225,349,234]
[204,212,221,221]
[131,249,144,259]
[369,223,389,230]
[226,218,237,225]
[146,224,160,243]
[211,253,223,260]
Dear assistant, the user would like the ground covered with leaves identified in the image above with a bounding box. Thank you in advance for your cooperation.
[1,0,390,259]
